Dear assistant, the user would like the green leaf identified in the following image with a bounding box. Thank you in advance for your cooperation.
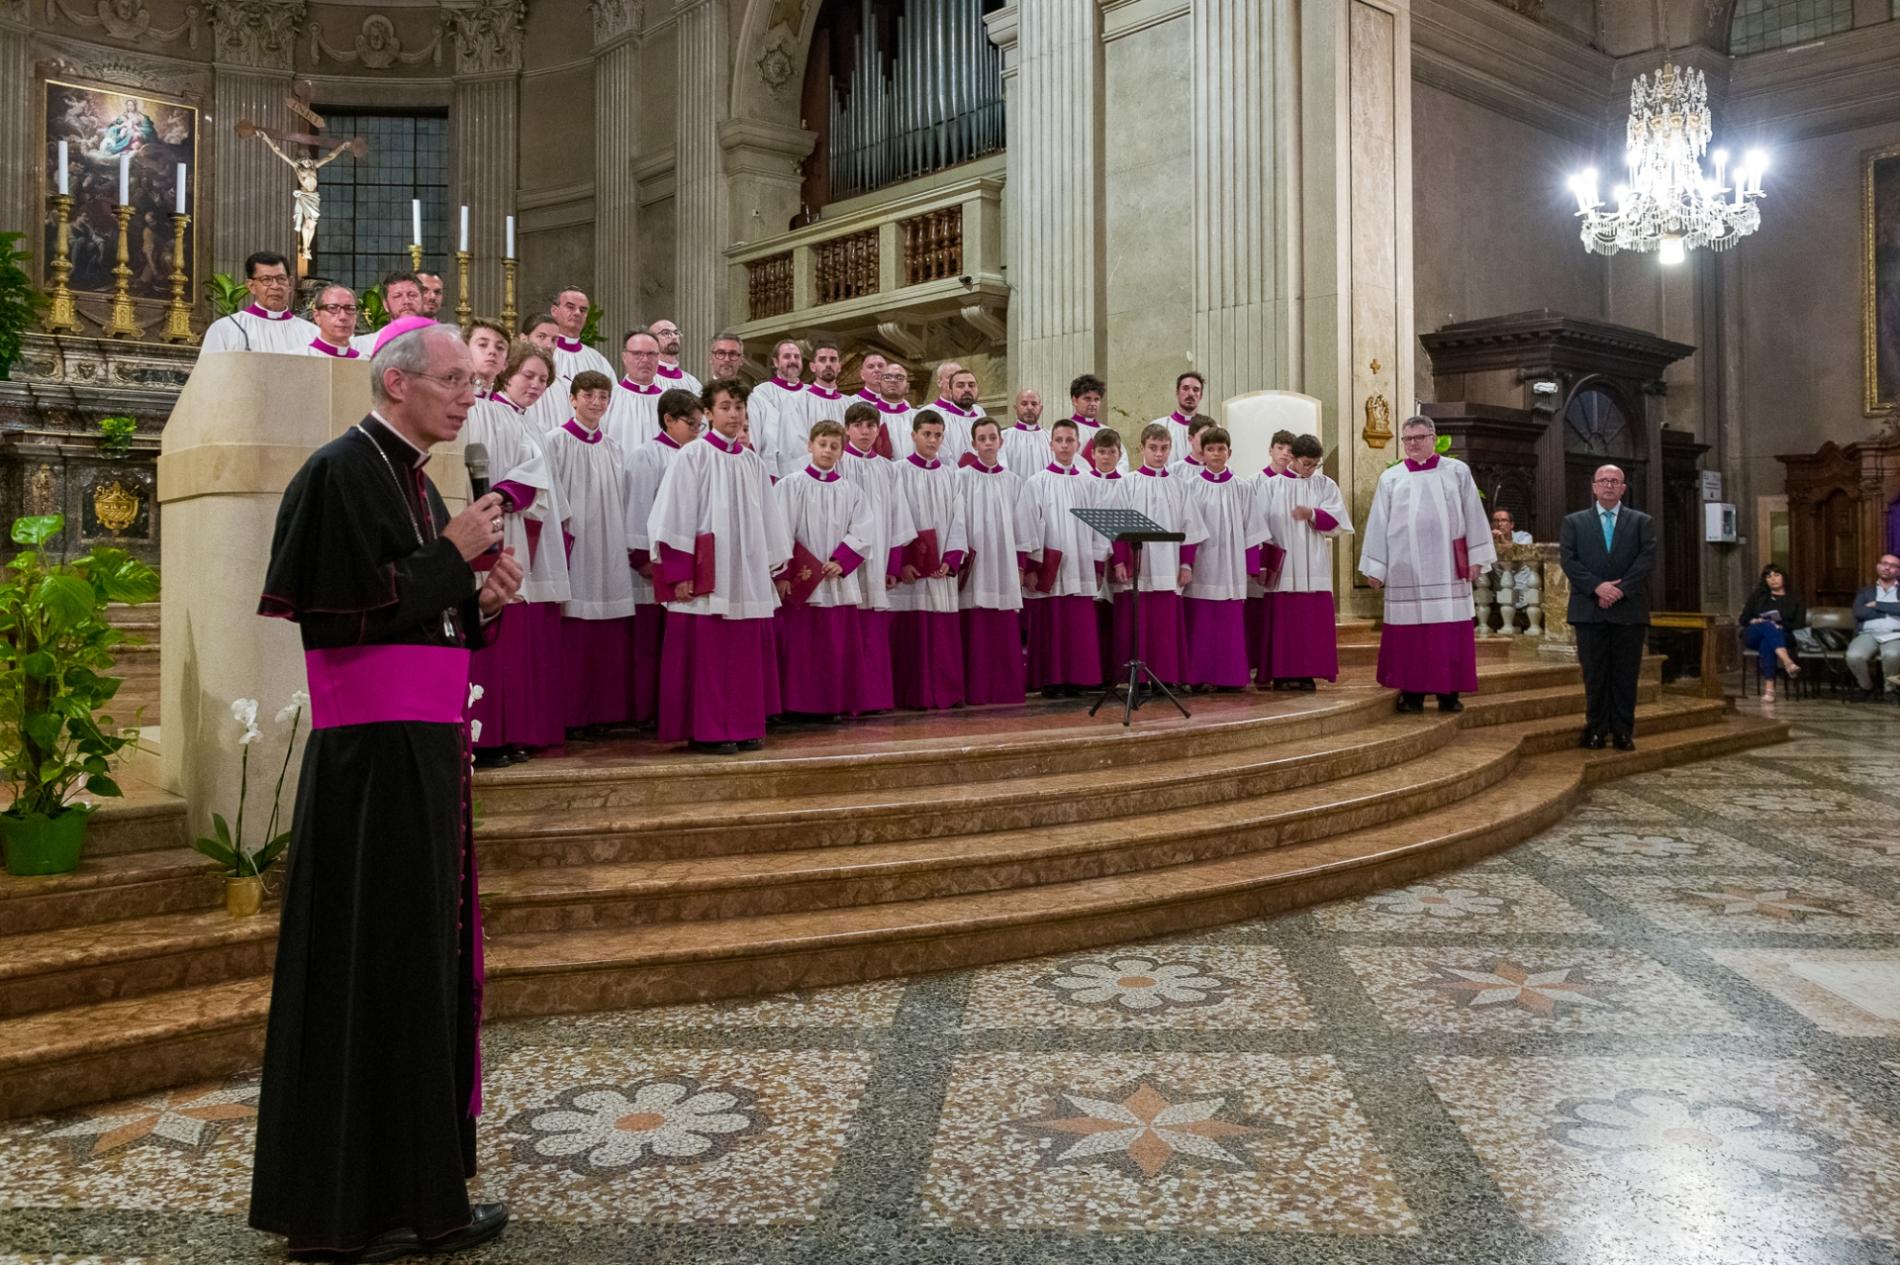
[21,650,55,680]
[9,514,62,547]
[254,833,292,871]
[33,574,96,632]
[80,549,160,605]
[22,713,62,751]
[213,812,232,846]
[84,774,120,798]
[193,837,240,869]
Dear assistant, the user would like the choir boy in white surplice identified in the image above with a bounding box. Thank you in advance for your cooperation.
[1256,433,1353,689]
[1110,424,1211,686]
[1182,427,1271,690]
[1000,388,1051,475]
[956,418,1038,705]
[199,252,319,354]
[933,369,985,469]
[468,342,571,761]
[648,318,703,397]
[1150,371,1206,465]
[888,410,969,710]
[772,420,877,718]
[603,329,666,453]
[1168,415,1213,478]
[1359,416,1494,713]
[649,379,794,754]
[1066,373,1127,473]
[1023,419,1107,696]
[517,317,568,432]
[1245,429,1301,676]
[876,362,921,461]
[750,340,811,480]
[546,371,637,733]
[1085,429,1131,682]
[623,389,705,727]
[304,284,362,360]
[347,272,423,356]
[839,404,917,714]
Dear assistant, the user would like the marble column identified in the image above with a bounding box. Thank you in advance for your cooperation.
[673,0,728,352]
[450,74,518,318]
[988,1,1104,404]
[593,3,642,345]
[0,8,33,250]
[1297,0,1413,609]
[209,0,305,274]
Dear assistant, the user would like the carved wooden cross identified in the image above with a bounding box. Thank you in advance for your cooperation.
[234,80,367,159]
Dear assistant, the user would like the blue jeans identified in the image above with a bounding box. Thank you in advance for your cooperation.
[1743,622,1789,678]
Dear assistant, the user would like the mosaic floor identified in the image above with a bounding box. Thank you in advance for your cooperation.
[2,697,1897,1265]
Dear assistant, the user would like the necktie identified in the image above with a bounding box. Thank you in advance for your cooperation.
[1601,509,1615,551]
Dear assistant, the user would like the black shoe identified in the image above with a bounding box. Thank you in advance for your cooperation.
[503,745,531,765]
[1582,731,1606,749]
[290,1228,424,1263]
[736,738,765,751]
[1395,692,1425,714]
[471,749,511,770]
[422,1203,509,1256]
[688,740,739,755]
[1612,733,1635,751]
[1436,694,1464,714]
[1298,678,1317,692]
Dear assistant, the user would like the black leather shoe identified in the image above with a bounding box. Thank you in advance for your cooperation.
[289,1228,423,1263]
[1395,693,1425,714]
[471,749,511,770]
[736,738,765,751]
[688,740,739,755]
[1583,732,1607,749]
[423,1203,509,1256]
[1612,733,1635,751]
[1436,694,1464,714]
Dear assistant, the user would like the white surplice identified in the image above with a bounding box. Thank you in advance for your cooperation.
[1070,416,1129,474]
[1115,466,1211,594]
[888,454,969,616]
[648,430,792,620]
[1359,455,1495,625]
[803,384,851,426]
[546,420,636,620]
[774,468,878,609]
[603,378,664,454]
[930,400,982,468]
[467,393,570,604]
[304,337,361,360]
[1255,470,1353,595]
[1025,463,1108,600]
[838,447,917,611]
[1000,422,1052,476]
[956,463,1038,612]
[1084,469,1130,600]
[525,337,616,432]
[746,377,808,479]
[624,432,688,606]
[655,361,702,398]
[1183,470,1271,602]
[200,305,319,354]
[1151,411,1193,465]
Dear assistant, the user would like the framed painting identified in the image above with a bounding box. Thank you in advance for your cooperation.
[40,77,199,303]
[1867,143,1900,416]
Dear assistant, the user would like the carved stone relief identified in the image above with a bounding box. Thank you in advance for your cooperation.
[308,13,442,68]
[37,36,211,96]
[440,0,523,74]
[207,0,305,70]
[756,39,793,92]
[588,0,639,46]
[43,0,201,46]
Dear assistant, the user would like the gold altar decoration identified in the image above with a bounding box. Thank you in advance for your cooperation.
[161,211,194,343]
[1361,358,1392,449]
[454,249,473,334]
[101,204,145,340]
[93,479,142,534]
[501,255,518,333]
[43,194,83,335]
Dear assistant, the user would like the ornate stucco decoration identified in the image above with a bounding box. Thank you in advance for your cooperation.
[767,0,804,32]
[757,39,793,92]
[44,0,202,47]
[588,0,641,45]
[92,478,142,533]
[207,0,305,70]
[439,0,524,74]
[38,37,212,95]
[309,13,443,68]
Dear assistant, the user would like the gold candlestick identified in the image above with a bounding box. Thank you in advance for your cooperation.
[43,194,83,334]
[101,203,144,340]
[160,211,194,343]
[408,243,424,272]
[454,249,473,334]
[500,256,518,334]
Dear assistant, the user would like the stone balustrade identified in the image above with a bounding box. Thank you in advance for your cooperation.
[1473,542,1572,647]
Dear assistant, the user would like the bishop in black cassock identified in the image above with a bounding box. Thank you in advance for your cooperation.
[249,321,521,1263]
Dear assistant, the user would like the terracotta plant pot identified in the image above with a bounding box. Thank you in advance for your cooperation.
[0,805,93,876]
[226,874,265,917]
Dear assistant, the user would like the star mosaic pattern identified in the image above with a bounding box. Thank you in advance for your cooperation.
[2,698,1897,1262]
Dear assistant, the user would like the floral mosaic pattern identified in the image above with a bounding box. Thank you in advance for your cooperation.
[504,1079,763,1175]
[1038,956,1230,1012]
[1548,1088,1839,1191]
[1530,824,1779,868]
[1311,872,1600,934]
[36,1083,257,1163]
[1009,1079,1282,1180]
[959,943,1315,1031]
[1583,873,1900,935]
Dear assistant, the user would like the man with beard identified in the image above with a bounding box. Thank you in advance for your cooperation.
[648,317,704,396]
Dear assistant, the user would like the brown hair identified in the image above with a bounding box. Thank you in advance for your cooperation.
[1201,426,1232,449]
[912,408,945,434]
[658,387,702,422]
[809,419,847,443]
[570,369,613,395]
[501,340,554,388]
[700,376,750,409]
[1092,427,1123,453]
[844,401,880,428]
[1187,414,1219,438]
[1290,433,1324,460]
[468,318,509,344]
[1139,422,1172,447]
[971,416,1002,440]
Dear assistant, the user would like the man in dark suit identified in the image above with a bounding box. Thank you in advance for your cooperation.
[1559,464,1657,751]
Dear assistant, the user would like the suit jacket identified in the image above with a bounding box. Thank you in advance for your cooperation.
[1560,503,1657,626]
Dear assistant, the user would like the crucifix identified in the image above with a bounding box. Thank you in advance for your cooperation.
[236,81,367,276]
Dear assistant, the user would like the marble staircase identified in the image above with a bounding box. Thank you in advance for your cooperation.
[0,639,1785,1119]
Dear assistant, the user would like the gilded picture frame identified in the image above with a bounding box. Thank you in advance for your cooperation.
[1865,142,1900,416]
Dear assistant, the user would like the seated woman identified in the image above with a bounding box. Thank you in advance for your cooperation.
[1739,564,1808,702]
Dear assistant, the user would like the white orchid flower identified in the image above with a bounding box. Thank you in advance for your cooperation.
[231,698,259,728]
[469,718,483,744]
[467,683,485,708]
[239,723,262,746]
[275,690,311,725]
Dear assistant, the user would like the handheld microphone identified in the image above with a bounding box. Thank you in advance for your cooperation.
[464,442,503,559]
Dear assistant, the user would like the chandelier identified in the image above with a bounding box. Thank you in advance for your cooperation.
[1567,63,1767,265]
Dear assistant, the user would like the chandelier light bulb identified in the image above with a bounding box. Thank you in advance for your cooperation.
[1659,234,1686,265]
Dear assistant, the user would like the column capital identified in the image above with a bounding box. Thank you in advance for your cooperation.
[438,0,525,75]
[717,118,816,169]
[984,3,1019,54]
[590,0,643,47]
[207,0,305,71]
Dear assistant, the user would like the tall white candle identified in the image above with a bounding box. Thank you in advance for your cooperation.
[118,153,130,205]
[505,215,515,259]
[175,162,187,214]
[411,198,423,245]
[57,141,69,196]
[458,205,469,253]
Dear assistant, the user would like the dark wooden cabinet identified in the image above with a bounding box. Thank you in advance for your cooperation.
[1776,434,1900,607]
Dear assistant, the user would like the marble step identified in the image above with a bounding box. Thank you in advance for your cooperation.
[1335,637,1512,667]
[475,732,1522,933]
[1462,679,1660,727]
[0,977,270,1121]
[0,849,222,937]
[0,712,1788,1120]
[475,713,1460,869]
[0,908,276,1020]
[478,714,1789,1018]
[60,779,188,858]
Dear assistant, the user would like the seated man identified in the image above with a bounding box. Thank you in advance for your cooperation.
[1490,508,1533,546]
[1846,552,1900,701]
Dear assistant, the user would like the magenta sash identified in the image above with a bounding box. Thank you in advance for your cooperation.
[305,645,471,729]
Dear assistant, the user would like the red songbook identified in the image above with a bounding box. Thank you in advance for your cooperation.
[958,451,980,469]
[524,517,544,567]
[1036,548,1064,592]
[958,548,976,590]
[1260,543,1287,587]
[873,423,895,460]
[905,528,941,576]
[782,540,826,607]
[694,532,717,594]
[1453,538,1470,577]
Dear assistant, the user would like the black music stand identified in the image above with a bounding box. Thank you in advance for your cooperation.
[1070,507,1190,726]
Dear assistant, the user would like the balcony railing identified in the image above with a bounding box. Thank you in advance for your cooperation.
[725,172,1005,342]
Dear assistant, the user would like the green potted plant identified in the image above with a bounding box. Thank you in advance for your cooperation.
[358,284,388,332]
[0,231,47,382]
[0,513,159,875]
[192,691,305,915]
[97,415,138,459]
[203,272,248,319]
